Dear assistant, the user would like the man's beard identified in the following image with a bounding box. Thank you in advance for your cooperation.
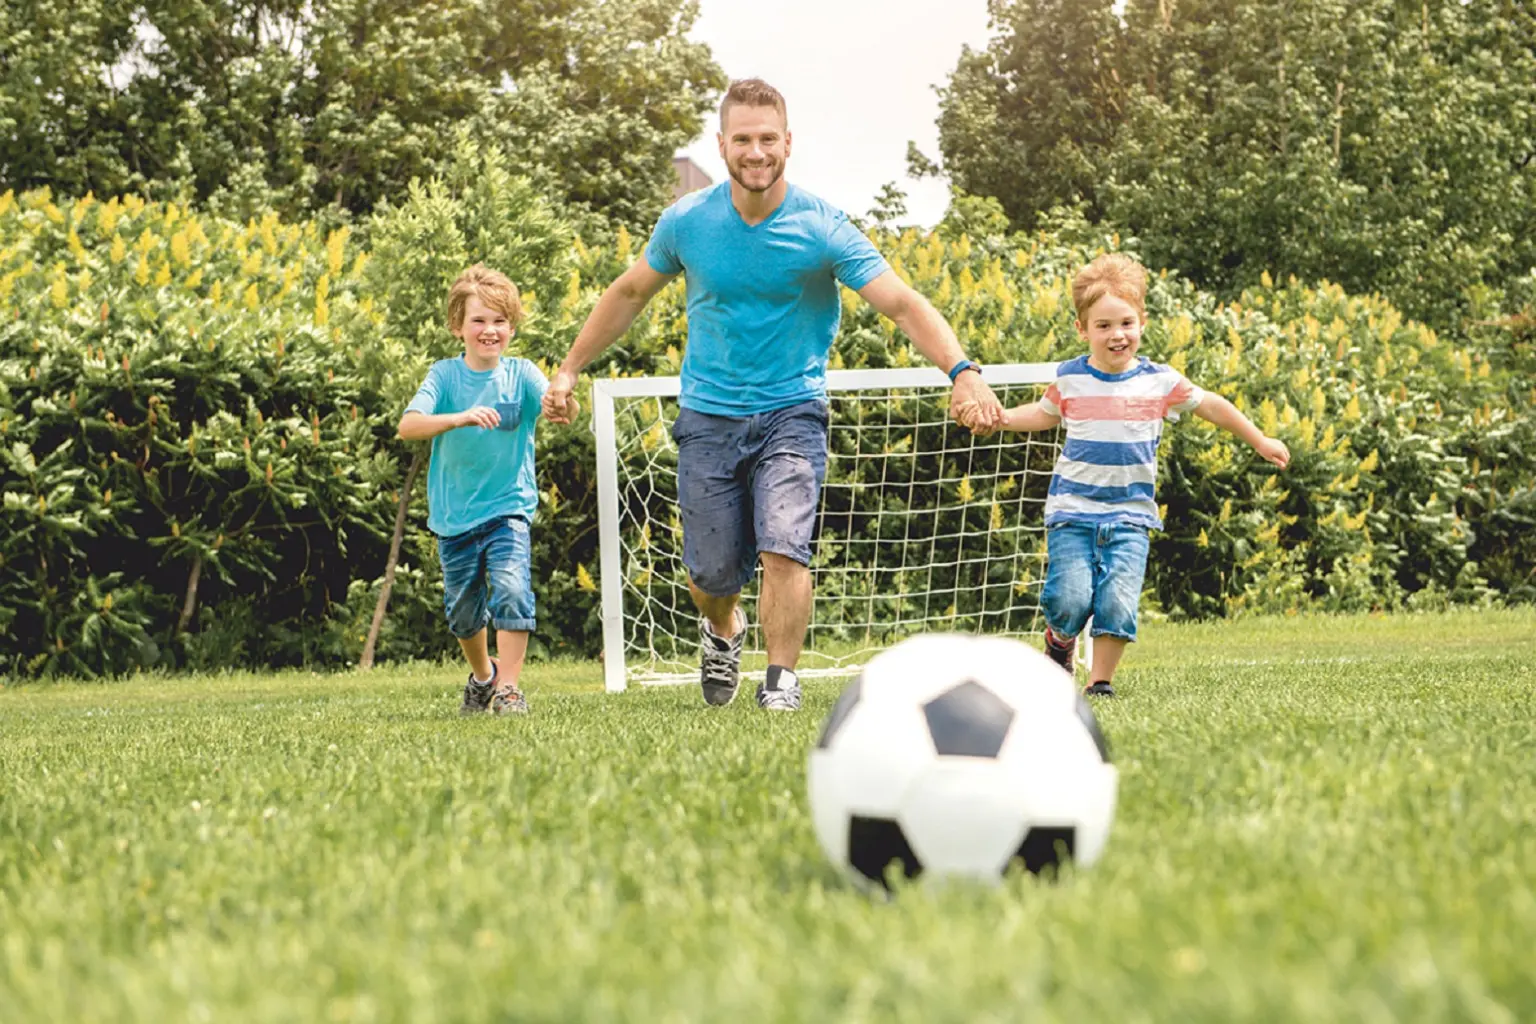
[727,157,784,194]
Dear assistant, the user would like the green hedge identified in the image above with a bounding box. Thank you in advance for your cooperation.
[2,181,1530,678]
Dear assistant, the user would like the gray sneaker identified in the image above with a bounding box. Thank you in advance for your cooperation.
[700,608,747,706]
[490,684,529,715]
[756,666,802,712]
[460,660,498,716]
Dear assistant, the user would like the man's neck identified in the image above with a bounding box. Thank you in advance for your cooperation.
[730,178,789,226]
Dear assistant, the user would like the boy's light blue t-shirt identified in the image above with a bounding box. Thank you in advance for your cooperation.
[404,356,548,537]
[645,182,890,416]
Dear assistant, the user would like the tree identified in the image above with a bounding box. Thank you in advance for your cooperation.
[0,0,725,232]
[929,0,1536,326]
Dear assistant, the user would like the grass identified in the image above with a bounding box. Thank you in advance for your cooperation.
[2,608,1534,1023]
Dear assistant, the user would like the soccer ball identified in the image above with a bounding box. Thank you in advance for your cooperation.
[807,633,1117,889]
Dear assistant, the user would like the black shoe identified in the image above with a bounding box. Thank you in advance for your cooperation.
[1084,680,1116,697]
[460,659,499,715]
[1043,629,1076,674]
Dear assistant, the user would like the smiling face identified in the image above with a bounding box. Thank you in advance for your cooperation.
[453,295,513,371]
[1077,292,1145,375]
[718,102,791,195]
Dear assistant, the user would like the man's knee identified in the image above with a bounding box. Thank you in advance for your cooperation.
[759,551,808,579]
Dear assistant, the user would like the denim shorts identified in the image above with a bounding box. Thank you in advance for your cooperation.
[1041,521,1150,642]
[436,515,536,637]
[672,399,829,597]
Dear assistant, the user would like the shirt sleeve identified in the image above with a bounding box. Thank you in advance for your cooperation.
[521,360,550,425]
[826,212,890,291]
[644,205,684,276]
[404,362,445,416]
[1038,381,1063,419]
[1163,373,1206,420]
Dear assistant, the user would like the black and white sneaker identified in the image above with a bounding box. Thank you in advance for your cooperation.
[1044,627,1077,675]
[699,608,747,706]
[756,665,802,712]
[459,659,499,716]
[1084,680,1116,698]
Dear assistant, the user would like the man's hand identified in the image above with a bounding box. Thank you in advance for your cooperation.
[1255,436,1291,469]
[950,371,1003,435]
[542,370,580,424]
[457,406,501,430]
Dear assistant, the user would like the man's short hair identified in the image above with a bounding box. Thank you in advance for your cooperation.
[1072,253,1148,321]
[447,264,524,331]
[719,78,787,130]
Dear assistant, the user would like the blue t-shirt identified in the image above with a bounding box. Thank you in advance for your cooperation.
[645,182,890,416]
[404,356,548,537]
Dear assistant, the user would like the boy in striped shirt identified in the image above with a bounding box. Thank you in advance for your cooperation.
[984,254,1289,696]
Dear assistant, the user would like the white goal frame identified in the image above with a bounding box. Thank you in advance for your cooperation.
[591,364,1092,692]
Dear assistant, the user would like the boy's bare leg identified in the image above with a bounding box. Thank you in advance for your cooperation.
[688,581,742,638]
[759,553,811,669]
[495,629,529,687]
[1088,636,1128,694]
[457,629,495,681]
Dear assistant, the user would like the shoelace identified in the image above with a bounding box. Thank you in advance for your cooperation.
[701,645,738,686]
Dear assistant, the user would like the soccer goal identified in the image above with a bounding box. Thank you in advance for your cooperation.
[591,364,1091,692]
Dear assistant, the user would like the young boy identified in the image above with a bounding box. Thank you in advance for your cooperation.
[397,265,574,715]
[977,253,1289,696]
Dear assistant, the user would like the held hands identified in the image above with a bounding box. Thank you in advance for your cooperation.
[950,372,1004,436]
[542,369,581,424]
[1255,436,1291,469]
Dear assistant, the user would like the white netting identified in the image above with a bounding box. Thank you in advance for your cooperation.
[596,367,1066,687]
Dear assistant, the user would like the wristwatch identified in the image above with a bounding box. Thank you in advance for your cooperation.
[947,359,982,382]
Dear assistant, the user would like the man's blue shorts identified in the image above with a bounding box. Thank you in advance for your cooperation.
[1041,521,1150,642]
[437,515,536,637]
[671,399,829,597]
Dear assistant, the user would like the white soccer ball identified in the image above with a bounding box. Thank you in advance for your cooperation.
[807,633,1118,889]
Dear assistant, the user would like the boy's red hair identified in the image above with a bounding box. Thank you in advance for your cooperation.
[447,264,524,332]
[1071,253,1147,321]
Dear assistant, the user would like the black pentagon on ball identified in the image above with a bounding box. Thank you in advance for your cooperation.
[816,674,863,750]
[1074,695,1111,762]
[1014,826,1076,875]
[848,815,923,888]
[922,680,1014,758]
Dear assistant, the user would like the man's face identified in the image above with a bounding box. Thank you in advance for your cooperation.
[718,103,791,194]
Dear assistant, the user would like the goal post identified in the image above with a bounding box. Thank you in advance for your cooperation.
[591,363,1092,693]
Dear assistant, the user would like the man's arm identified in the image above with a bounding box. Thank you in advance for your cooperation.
[1191,393,1291,468]
[855,270,1003,430]
[542,260,675,424]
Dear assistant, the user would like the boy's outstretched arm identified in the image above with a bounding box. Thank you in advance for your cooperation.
[961,400,1060,436]
[397,407,498,441]
[1192,394,1291,468]
[543,261,674,424]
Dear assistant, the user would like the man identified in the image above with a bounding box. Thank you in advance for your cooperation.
[543,78,1003,711]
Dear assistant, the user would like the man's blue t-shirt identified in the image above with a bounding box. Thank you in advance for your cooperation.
[645,182,890,416]
[404,356,548,537]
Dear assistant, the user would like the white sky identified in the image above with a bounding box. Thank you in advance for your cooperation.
[679,0,994,228]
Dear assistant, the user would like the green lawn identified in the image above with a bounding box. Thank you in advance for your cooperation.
[3,609,1534,1023]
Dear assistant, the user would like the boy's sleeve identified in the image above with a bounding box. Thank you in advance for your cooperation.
[1163,372,1206,420]
[644,205,683,276]
[404,362,444,416]
[827,212,890,290]
[1038,372,1065,419]
[521,360,550,425]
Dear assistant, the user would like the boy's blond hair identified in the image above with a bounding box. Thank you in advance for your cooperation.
[446,264,524,332]
[1071,253,1147,322]
[720,78,787,129]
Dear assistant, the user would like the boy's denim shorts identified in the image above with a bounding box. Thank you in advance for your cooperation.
[436,515,536,637]
[1041,521,1151,642]
[671,399,829,597]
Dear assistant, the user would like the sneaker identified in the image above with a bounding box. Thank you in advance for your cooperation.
[1084,680,1116,698]
[757,665,803,712]
[1043,627,1077,675]
[490,683,529,715]
[700,608,747,706]
[460,660,499,716]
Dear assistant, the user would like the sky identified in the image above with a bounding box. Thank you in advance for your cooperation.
[678,0,994,229]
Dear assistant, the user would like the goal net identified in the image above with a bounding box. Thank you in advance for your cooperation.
[591,364,1088,692]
